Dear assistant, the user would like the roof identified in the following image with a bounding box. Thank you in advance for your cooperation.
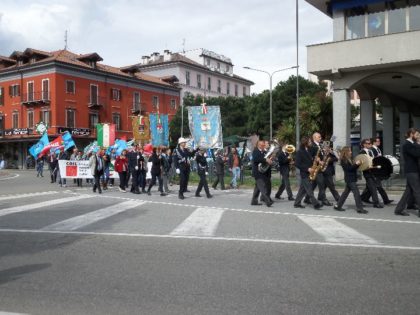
[135,53,254,85]
[0,48,179,89]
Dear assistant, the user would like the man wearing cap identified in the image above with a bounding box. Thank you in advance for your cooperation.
[174,137,196,199]
[195,147,213,198]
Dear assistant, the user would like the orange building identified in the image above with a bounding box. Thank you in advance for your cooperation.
[0,48,180,168]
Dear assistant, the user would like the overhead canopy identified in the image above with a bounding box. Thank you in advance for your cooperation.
[331,0,385,11]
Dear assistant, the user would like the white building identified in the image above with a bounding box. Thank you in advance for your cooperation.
[130,49,253,104]
[306,0,420,157]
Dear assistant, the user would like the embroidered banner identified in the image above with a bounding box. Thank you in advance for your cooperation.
[149,113,169,146]
[187,105,223,149]
[132,115,150,143]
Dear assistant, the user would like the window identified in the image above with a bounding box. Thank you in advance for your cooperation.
[186,71,190,86]
[197,74,201,88]
[226,82,230,95]
[170,99,176,110]
[66,109,75,128]
[152,96,159,110]
[27,111,34,128]
[217,80,221,93]
[0,87,4,105]
[409,5,420,31]
[206,59,210,66]
[235,84,238,97]
[89,113,99,129]
[112,113,121,131]
[111,88,122,101]
[367,11,385,37]
[27,82,34,102]
[90,84,98,104]
[133,92,141,111]
[346,14,365,39]
[243,86,247,96]
[12,112,19,129]
[217,62,220,70]
[40,110,50,126]
[207,77,211,91]
[388,7,406,34]
[42,79,49,100]
[226,65,230,72]
[9,84,20,97]
[66,80,75,94]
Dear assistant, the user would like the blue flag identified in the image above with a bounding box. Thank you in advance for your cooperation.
[29,133,49,158]
[149,113,169,146]
[62,131,75,150]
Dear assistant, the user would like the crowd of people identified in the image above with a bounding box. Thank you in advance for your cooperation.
[32,129,420,218]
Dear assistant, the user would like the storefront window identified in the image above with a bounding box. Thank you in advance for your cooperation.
[409,5,420,31]
[367,11,385,36]
[346,14,365,39]
[388,8,406,34]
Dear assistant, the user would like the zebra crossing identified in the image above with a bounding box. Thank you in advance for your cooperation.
[0,191,420,250]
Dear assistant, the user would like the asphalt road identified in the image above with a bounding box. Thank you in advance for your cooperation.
[0,170,419,315]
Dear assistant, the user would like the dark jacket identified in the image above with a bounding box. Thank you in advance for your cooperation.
[174,147,196,172]
[295,147,313,179]
[277,151,290,175]
[340,159,359,183]
[359,149,374,177]
[215,155,225,175]
[161,154,170,175]
[127,151,144,172]
[309,142,324,161]
[401,140,420,174]
[252,148,269,179]
[322,152,338,176]
[195,152,208,175]
[149,152,161,175]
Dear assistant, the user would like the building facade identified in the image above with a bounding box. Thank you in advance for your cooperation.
[0,48,180,168]
[131,48,254,104]
[306,0,420,160]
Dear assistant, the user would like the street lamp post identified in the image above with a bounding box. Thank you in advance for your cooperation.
[243,66,298,141]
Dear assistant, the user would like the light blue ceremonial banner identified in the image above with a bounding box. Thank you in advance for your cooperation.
[149,113,169,146]
[187,105,223,149]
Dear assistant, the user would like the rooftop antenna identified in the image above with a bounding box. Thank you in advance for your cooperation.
[64,30,68,50]
[182,38,185,54]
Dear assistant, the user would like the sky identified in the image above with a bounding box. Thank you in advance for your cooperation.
[0,0,332,93]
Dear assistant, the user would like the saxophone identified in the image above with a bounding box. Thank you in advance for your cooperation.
[309,146,321,181]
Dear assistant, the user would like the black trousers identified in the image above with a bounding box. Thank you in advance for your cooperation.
[360,175,380,204]
[118,171,127,190]
[179,170,190,195]
[395,173,420,213]
[130,169,140,193]
[324,174,340,202]
[196,172,210,196]
[148,173,163,193]
[93,171,103,192]
[336,181,364,210]
[304,172,326,202]
[251,177,270,204]
[361,177,390,203]
[137,170,147,191]
[276,172,293,198]
[266,176,272,198]
[295,177,319,207]
[213,174,225,189]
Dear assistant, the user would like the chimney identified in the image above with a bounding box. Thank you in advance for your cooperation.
[163,50,172,62]
[141,56,150,65]
[151,52,160,62]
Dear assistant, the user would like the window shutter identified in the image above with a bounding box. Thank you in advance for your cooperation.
[17,85,20,96]
[119,90,122,101]
[9,85,12,96]
[110,89,113,100]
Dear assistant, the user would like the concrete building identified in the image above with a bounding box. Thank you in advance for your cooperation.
[306,0,420,158]
[131,49,254,103]
[0,48,180,168]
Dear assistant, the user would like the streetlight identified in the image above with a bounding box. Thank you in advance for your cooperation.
[243,65,298,141]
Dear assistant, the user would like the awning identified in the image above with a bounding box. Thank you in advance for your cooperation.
[331,0,385,11]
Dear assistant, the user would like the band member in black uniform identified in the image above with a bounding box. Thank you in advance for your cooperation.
[195,147,213,198]
[147,147,166,196]
[304,132,331,206]
[294,136,323,210]
[360,137,393,205]
[263,140,273,202]
[359,139,383,208]
[394,128,420,216]
[212,149,226,190]
[174,137,197,199]
[322,145,340,202]
[127,145,142,194]
[250,140,273,207]
[333,146,367,214]
[275,144,294,200]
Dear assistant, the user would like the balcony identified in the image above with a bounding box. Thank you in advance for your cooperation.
[21,91,50,105]
[307,30,420,78]
[87,96,106,109]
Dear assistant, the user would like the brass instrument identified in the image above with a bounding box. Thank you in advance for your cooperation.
[258,141,280,173]
[285,144,296,165]
[320,143,332,172]
[309,146,322,181]
[354,154,374,171]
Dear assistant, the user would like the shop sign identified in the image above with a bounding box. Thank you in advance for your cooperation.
[58,127,91,136]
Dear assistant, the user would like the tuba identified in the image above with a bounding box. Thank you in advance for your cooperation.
[258,141,280,173]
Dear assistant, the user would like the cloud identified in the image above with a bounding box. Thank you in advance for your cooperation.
[0,0,332,92]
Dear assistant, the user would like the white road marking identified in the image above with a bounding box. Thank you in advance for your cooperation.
[0,195,94,218]
[298,216,379,244]
[41,200,145,231]
[0,228,419,251]
[0,173,20,180]
[171,207,224,236]
[0,311,30,315]
[0,191,58,201]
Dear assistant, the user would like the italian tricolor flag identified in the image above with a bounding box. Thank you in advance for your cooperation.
[96,123,116,147]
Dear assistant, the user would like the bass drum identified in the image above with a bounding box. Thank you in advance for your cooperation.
[371,155,400,180]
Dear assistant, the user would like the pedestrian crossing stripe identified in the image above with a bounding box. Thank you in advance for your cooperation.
[171,207,225,236]
[0,191,58,201]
